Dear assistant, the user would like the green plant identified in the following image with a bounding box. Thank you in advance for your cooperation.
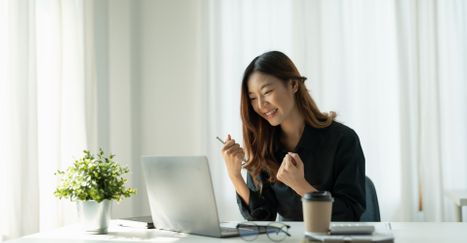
[54,148,136,202]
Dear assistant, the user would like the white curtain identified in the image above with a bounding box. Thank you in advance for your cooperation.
[413,0,467,221]
[205,0,467,222]
[0,0,88,240]
[2,1,467,240]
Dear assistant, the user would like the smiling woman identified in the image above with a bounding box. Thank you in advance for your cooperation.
[220,51,366,222]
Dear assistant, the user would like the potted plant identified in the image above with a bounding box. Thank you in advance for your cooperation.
[54,148,136,234]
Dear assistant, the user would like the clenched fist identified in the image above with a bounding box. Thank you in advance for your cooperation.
[277,152,307,193]
[220,134,245,179]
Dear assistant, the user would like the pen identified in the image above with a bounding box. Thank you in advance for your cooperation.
[216,136,226,145]
[216,136,248,166]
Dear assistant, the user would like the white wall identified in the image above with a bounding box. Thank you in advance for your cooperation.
[134,0,205,217]
[94,0,205,218]
[108,0,136,219]
[138,0,203,156]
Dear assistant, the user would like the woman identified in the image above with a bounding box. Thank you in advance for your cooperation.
[221,51,366,221]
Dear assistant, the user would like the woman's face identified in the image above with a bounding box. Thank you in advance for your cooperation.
[247,71,297,126]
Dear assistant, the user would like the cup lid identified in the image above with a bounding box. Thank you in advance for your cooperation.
[302,191,333,201]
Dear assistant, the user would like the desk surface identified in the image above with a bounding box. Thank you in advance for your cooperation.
[7,221,467,243]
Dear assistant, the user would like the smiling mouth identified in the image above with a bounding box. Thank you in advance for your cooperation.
[264,108,278,118]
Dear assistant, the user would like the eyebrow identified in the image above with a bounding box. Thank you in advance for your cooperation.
[248,83,273,95]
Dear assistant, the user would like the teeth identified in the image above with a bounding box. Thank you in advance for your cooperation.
[265,109,277,116]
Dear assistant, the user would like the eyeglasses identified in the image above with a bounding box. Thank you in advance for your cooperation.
[236,222,291,242]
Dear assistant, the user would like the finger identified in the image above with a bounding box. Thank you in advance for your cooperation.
[222,140,237,151]
[234,151,244,161]
[224,139,234,147]
[288,152,299,166]
[225,143,239,151]
[278,158,286,170]
[230,147,242,156]
[277,169,286,183]
[283,155,289,169]
[289,152,300,162]
[232,146,242,156]
[277,161,284,172]
[281,154,289,166]
[226,146,239,156]
[284,154,293,169]
[276,170,283,181]
[286,153,296,166]
[224,135,234,146]
[226,145,243,157]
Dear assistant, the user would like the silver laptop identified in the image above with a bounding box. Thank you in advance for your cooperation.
[141,155,239,238]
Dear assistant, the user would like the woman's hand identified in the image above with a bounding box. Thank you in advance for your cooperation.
[277,152,316,196]
[220,134,245,179]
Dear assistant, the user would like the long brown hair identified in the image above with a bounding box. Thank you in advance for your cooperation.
[240,51,336,188]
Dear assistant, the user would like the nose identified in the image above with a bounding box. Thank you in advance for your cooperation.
[257,96,268,111]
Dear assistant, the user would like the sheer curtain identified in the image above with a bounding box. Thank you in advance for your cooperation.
[0,0,88,240]
[203,0,298,221]
[205,0,467,222]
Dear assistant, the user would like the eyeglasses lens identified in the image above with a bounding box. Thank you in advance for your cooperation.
[238,222,259,241]
[266,222,289,242]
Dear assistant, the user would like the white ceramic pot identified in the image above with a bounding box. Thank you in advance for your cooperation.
[76,199,112,234]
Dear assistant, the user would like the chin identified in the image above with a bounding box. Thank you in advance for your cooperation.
[267,119,281,126]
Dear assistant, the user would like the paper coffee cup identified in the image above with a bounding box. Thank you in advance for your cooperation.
[302,191,334,233]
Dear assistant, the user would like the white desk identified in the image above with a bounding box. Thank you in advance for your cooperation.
[445,190,467,222]
[6,221,467,243]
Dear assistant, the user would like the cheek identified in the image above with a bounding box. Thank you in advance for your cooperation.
[272,93,293,110]
[268,93,283,107]
[250,102,260,114]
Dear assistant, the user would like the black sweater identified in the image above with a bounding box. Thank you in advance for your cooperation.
[236,121,366,221]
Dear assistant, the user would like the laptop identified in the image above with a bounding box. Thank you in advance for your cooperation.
[141,155,240,238]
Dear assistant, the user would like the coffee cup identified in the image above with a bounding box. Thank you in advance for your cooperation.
[302,191,334,233]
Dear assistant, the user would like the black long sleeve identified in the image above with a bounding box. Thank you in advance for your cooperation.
[330,127,366,221]
[235,121,366,221]
[236,172,278,221]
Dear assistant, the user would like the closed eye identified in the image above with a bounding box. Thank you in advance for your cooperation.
[264,89,273,95]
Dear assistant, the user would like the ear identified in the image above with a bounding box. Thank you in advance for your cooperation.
[288,79,299,93]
